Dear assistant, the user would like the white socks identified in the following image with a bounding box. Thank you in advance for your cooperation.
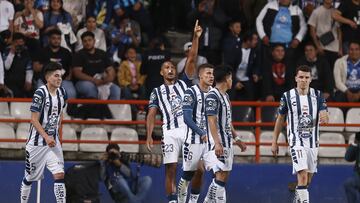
[178,178,190,203]
[296,186,309,203]
[204,179,226,203]
[20,180,32,203]
[54,180,66,203]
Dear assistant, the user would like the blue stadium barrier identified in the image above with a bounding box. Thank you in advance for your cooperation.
[0,160,353,203]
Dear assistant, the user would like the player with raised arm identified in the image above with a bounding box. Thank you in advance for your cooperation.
[146,21,201,203]
[20,62,67,203]
[203,65,247,203]
[272,65,329,203]
[177,63,215,203]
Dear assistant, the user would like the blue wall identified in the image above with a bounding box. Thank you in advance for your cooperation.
[0,161,354,203]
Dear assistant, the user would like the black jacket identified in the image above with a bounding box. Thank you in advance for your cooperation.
[345,143,360,174]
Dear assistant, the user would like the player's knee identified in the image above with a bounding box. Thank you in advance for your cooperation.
[297,173,308,186]
[53,172,65,180]
[165,163,177,176]
[182,171,195,181]
[22,178,33,186]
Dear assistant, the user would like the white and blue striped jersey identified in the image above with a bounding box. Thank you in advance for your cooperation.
[27,85,67,146]
[182,85,211,144]
[205,88,232,150]
[148,80,188,131]
[278,88,327,148]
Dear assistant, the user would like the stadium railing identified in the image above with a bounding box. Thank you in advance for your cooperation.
[0,98,359,163]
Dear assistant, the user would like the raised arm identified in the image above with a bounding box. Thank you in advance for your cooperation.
[184,20,202,79]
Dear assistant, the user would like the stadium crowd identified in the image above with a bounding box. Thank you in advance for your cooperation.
[0,0,359,108]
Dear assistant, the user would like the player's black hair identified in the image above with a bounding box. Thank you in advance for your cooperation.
[47,28,62,37]
[295,65,311,75]
[81,31,95,40]
[44,62,63,77]
[214,65,232,83]
[106,143,120,153]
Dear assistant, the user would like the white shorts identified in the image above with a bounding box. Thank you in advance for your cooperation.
[24,143,65,181]
[203,146,234,173]
[162,127,186,164]
[182,143,207,171]
[290,146,318,175]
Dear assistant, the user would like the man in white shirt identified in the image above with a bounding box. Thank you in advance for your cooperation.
[0,0,15,33]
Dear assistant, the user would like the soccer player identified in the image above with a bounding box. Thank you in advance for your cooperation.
[272,65,329,203]
[20,62,67,203]
[203,65,247,203]
[177,63,215,203]
[146,21,201,203]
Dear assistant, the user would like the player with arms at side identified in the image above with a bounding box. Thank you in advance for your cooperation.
[203,66,247,203]
[146,21,201,203]
[272,65,329,203]
[20,62,67,203]
[177,63,215,203]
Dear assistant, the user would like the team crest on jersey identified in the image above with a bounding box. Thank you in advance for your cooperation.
[170,95,183,117]
[183,94,193,106]
[32,94,43,108]
[298,113,314,138]
[206,98,217,111]
[149,91,157,103]
[45,113,59,136]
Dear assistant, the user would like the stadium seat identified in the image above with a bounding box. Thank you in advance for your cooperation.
[233,131,255,156]
[320,107,344,132]
[111,127,139,153]
[79,127,108,152]
[16,123,30,148]
[232,106,254,130]
[319,133,346,158]
[0,124,19,149]
[345,108,360,132]
[105,104,132,132]
[0,102,10,115]
[260,131,287,156]
[61,125,78,152]
[10,102,31,119]
[348,134,355,144]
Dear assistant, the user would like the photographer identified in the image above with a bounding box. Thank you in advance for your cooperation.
[100,144,152,203]
[344,132,360,203]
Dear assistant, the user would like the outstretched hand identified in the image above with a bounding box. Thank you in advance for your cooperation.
[194,20,203,38]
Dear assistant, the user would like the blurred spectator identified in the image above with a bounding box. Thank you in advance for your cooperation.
[140,37,170,98]
[308,0,342,71]
[75,15,106,52]
[332,0,360,54]
[109,16,141,56]
[177,41,208,84]
[87,0,115,30]
[0,50,5,96]
[33,28,76,99]
[43,0,74,47]
[256,0,307,49]
[2,33,33,97]
[294,0,321,19]
[14,0,44,60]
[35,0,49,11]
[296,42,334,101]
[230,31,261,101]
[72,31,120,100]
[243,0,267,29]
[118,46,146,100]
[63,0,87,30]
[223,19,242,72]
[114,0,154,39]
[0,0,15,33]
[188,0,229,65]
[0,29,12,52]
[12,0,25,13]
[262,44,294,101]
[344,132,360,203]
[334,40,360,102]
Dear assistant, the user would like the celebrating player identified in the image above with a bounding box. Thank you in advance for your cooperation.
[272,65,329,203]
[20,62,67,203]
[203,65,247,203]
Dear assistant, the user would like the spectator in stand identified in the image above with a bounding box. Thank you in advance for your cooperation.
[2,33,33,97]
[35,0,50,11]
[188,0,229,65]
[109,16,141,57]
[140,37,171,98]
[294,0,322,20]
[14,0,44,60]
[308,0,342,71]
[0,49,5,96]
[13,0,25,13]
[243,0,268,30]
[332,0,360,54]
[177,41,208,85]
[75,15,106,52]
[87,0,115,30]
[43,0,75,48]
[63,0,87,30]
[263,44,294,101]
[256,0,307,58]
[114,0,154,39]
[296,42,334,101]
[118,46,146,100]
[344,132,360,203]
[334,40,360,102]
[229,31,261,101]
[33,28,76,99]
[223,19,242,72]
[0,0,15,33]
[72,31,121,100]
